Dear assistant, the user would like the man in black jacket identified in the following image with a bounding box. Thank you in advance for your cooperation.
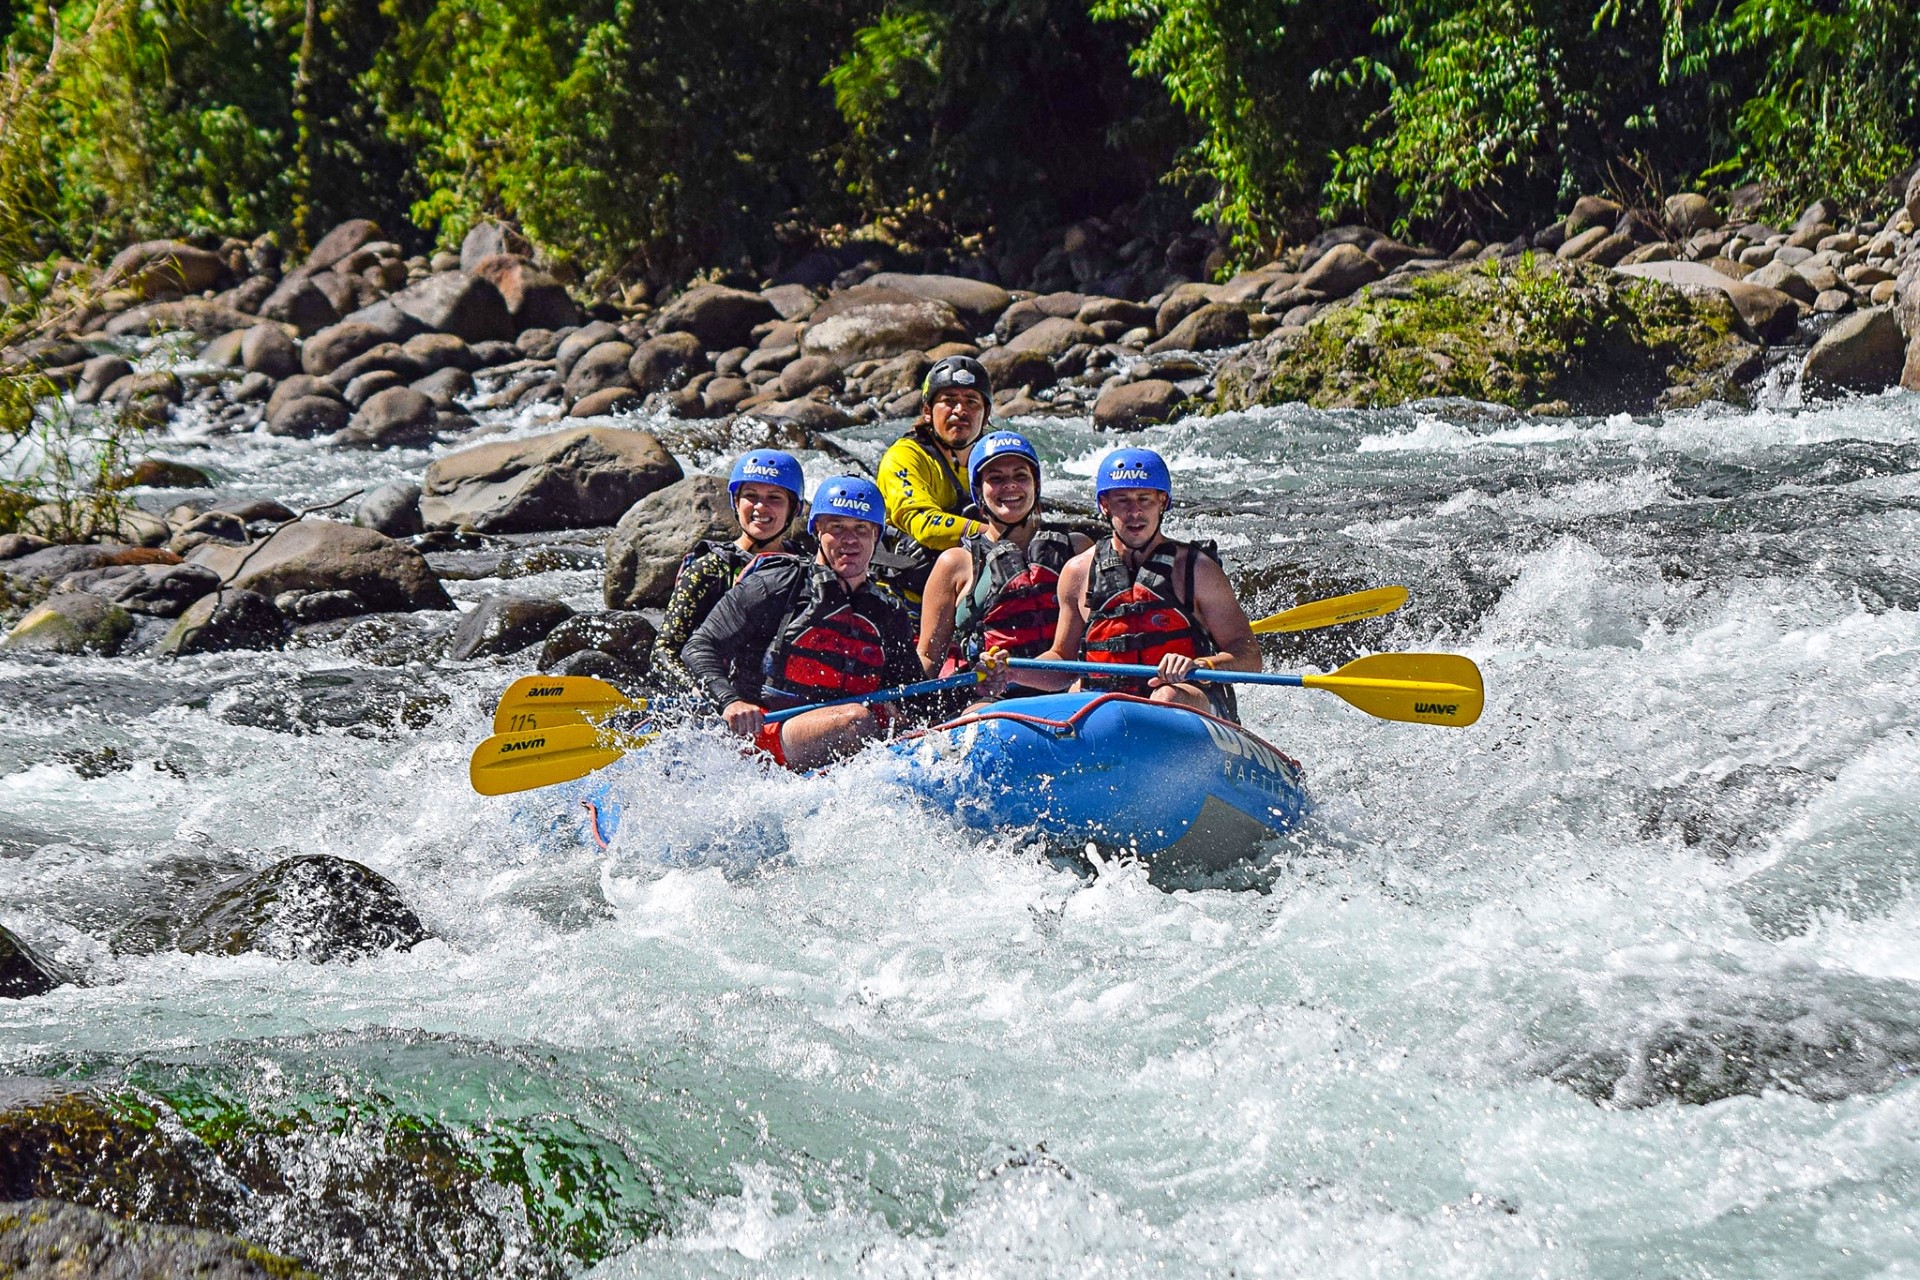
[682,475,926,770]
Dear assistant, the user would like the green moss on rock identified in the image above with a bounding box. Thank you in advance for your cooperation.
[0,1198,317,1279]
[1214,254,1764,413]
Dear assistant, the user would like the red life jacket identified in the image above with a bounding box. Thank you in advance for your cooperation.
[1081,538,1220,694]
[759,561,890,703]
[951,527,1075,663]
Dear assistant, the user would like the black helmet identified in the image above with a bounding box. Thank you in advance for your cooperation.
[921,354,992,403]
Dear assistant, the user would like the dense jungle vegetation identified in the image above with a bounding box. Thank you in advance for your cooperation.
[1,0,1916,294]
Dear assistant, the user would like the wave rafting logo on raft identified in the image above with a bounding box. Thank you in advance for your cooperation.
[1200,717,1292,777]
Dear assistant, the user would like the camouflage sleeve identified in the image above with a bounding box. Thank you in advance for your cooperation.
[649,553,736,692]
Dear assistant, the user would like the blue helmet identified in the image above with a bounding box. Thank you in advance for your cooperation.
[1094,448,1172,499]
[727,450,804,504]
[967,431,1042,505]
[808,475,886,536]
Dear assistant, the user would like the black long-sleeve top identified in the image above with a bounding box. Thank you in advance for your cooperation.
[681,557,923,711]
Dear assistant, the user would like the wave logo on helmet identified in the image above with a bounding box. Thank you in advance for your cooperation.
[740,460,783,478]
[1109,466,1153,481]
[828,495,874,514]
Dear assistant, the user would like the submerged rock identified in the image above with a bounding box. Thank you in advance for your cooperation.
[176,855,428,962]
[1216,255,1764,413]
[447,595,574,660]
[159,588,289,656]
[0,1199,316,1279]
[0,926,62,998]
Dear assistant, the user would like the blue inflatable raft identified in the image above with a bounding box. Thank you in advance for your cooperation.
[574,692,1310,874]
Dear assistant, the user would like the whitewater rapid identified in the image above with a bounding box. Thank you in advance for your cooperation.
[3,387,1919,1277]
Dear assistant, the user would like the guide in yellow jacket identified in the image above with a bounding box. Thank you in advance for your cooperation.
[874,355,992,609]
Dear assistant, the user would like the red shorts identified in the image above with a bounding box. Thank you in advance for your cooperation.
[749,702,895,770]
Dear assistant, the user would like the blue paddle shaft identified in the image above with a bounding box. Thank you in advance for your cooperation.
[764,671,984,724]
[1006,658,1306,687]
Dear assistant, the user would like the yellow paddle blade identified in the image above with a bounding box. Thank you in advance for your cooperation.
[491,675,643,733]
[1305,652,1484,727]
[468,722,652,795]
[1250,586,1410,635]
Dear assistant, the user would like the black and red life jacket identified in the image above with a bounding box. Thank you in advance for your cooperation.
[951,527,1076,663]
[758,559,891,704]
[1081,537,1221,693]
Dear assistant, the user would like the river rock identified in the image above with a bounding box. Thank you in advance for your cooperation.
[100,301,264,339]
[390,271,514,344]
[301,320,397,377]
[1,593,135,655]
[628,332,706,392]
[157,588,288,655]
[1664,193,1718,237]
[1154,282,1223,336]
[1745,259,1818,304]
[539,610,656,673]
[563,340,636,401]
[1148,303,1248,354]
[777,354,842,398]
[267,394,350,438]
[1614,260,1802,342]
[187,521,451,613]
[257,273,339,334]
[401,331,480,374]
[1218,256,1764,413]
[603,473,734,609]
[761,283,820,321]
[1300,244,1383,298]
[201,329,247,368]
[1,544,137,589]
[0,534,49,560]
[110,457,211,490]
[56,562,220,617]
[237,324,299,379]
[328,342,426,391]
[306,217,381,270]
[74,355,133,405]
[0,1199,315,1279]
[411,366,473,409]
[1801,308,1905,397]
[554,321,620,379]
[980,346,1056,391]
[177,854,427,961]
[448,595,575,660]
[352,481,423,538]
[862,272,1011,330]
[1,926,61,997]
[421,426,681,534]
[656,285,778,349]
[1093,378,1186,431]
[1002,316,1098,362]
[105,239,227,297]
[568,386,643,418]
[341,386,436,448]
[469,253,581,331]
[1079,297,1157,330]
[800,296,966,366]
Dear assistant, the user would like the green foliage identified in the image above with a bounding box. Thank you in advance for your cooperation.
[0,390,138,542]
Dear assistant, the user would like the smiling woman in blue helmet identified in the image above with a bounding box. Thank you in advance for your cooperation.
[650,449,809,693]
[1026,447,1261,721]
[681,475,1001,770]
[916,430,1092,701]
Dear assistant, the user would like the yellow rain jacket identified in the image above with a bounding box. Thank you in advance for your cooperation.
[875,430,985,603]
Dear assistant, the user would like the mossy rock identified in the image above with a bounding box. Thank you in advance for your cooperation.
[175,854,429,963]
[0,1198,316,1279]
[1214,254,1764,414]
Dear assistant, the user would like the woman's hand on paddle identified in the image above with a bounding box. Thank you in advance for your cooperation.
[1151,653,1205,688]
[977,647,1012,696]
[723,700,766,737]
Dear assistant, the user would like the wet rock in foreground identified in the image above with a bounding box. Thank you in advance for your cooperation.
[176,855,428,962]
[0,927,63,998]
[0,1199,315,1279]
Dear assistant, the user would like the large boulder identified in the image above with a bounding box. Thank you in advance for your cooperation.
[447,595,575,660]
[603,473,735,609]
[1147,303,1248,354]
[305,217,381,270]
[469,253,582,331]
[1664,193,1719,237]
[799,295,966,366]
[257,272,339,334]
[389,272,515,343]
[267,394,350,438]
[1093,379,1187,431]
[421,426,683,534]
[105,239,226,297]
[239,324,300,379]
[187,521,452,612]
[55,561,220,617]
[1801,308,1906,397]
[1217,256,1764,413]
[177,854,427,962]
[628,332,706,392]
[562,340,636,401]
[1614,260,1802,342]
[340,386,437,448]
[1,593,135,655]
[1000,315,1098,361]
[540,610,656,673]
[655,285,778,349]
[157,587,289,655]
[1299,244,1383,298]
[459,219,531,271]
[302,320,396,377]
[353,480,423,538]
[100,301,263,339]
[862,272,1011,331]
